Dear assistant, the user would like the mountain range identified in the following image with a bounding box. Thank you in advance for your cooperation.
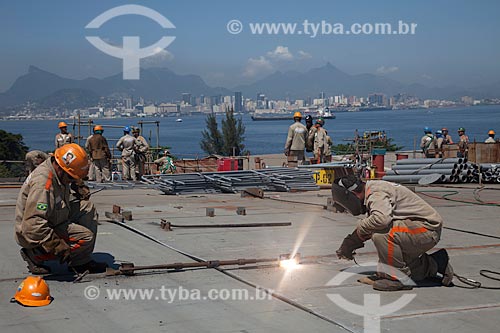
[0,63,498,109]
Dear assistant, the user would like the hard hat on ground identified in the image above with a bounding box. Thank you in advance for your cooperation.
[54,143,89,180]
[458,127,466,132]
[488,130,495,135]
[424,126,432,133]
[11,276,52,307]
[58,122,68,128]
[123,126,131,133]
[293,111,302,119]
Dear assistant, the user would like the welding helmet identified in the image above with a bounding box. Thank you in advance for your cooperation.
[11,276,52,307]
[331,175,366,216]
[54,143,89,180]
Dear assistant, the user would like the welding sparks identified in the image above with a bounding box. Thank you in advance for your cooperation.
[279,257,300,270]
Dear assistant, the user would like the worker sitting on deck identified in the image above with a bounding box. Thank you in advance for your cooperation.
[15,143,107,274]
[332,175,453,291]
[154,150,176,174]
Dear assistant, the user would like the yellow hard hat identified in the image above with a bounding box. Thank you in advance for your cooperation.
[293,111,302,119]
[93,125,103,132]
[488,130,495,135]
[58,122,68,128]
[54,143,89,180]
[11,276,52,307]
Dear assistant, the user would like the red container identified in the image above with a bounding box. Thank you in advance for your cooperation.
[217,158,237,171]
[396,153,409,160]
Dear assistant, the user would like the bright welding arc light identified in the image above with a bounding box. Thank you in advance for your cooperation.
[279,257,300,270]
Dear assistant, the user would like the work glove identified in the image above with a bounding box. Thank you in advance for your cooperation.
[284,148,290,156]
[336,230,365,260]
[71,181,91,200]
[43,235,72,264]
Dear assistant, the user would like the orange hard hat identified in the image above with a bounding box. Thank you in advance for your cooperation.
[54,143,89,180]
[93,125,103,132]
[489,130,495,135]
[58,122,68,128]
[293,111,302,119]
[12,276,52,307]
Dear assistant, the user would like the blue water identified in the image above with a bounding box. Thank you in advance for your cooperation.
[1,105,499,157]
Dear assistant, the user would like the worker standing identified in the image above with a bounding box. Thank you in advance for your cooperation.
[434,130,445,158]
[85,132,95,181]
[313,118,327,163]
[332,175,453,291]
[420,127,435,158]
[485,130,496,143]
[441,128,454,144]
[55,122,74,149]
[132,127,149,178]
[457,127,469,159]
[86,125,112,182]
[324,130,333,162]
[305,115,316,153]
[116,126,136,181]
[15,143,107,274]
[284,112,307,167]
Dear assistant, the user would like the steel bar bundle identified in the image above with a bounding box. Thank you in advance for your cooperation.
[141,168,319,195]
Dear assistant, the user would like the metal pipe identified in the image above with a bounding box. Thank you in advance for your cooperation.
[396,158,466,165]
[392,163,458,170]
[385,169,454,176]
[382,174,445,183]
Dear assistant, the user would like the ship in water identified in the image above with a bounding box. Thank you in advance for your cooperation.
[251,107,335,121]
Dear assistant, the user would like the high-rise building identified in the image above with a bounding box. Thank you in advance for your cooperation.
[124,97,132,109]
[368,93,386,106]
[234,92,242,112]
[182,93,191,105]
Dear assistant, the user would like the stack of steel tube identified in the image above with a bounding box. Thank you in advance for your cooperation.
[480,164,500,183]
[382,158,471,184]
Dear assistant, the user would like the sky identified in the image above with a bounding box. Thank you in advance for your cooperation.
[1,0,499,92]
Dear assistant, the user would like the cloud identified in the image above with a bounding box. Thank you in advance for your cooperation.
[266,46,293,61]
[421,74,433,80]
[242,46,312,77]
[243,56,273,77]
[298,50,312,59]
[376,66,399,74]
[144,48,174,65]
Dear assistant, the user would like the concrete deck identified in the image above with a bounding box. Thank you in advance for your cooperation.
[1,182,499,332]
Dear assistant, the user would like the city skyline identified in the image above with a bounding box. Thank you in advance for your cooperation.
[1,0,500,93]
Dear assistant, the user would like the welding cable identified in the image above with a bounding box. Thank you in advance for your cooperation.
[418,189,500,207]
[453,270,500,290]
[106,217,356,332]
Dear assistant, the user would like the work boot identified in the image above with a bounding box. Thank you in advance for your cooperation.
[70,260,108,274]
[430,249,454,286]
[373,278,414,291]
[20,248,51,275]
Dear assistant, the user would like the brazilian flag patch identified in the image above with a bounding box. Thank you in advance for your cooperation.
[36,203,48,211]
